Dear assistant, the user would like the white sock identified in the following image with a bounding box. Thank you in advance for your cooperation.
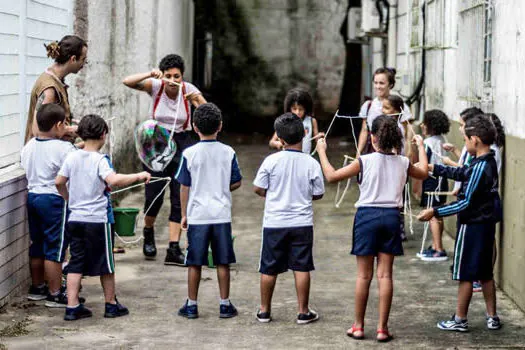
[187,299,197,306]
[67,304,80,309]
[220,299,230,306]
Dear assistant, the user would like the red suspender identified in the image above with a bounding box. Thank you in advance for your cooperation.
[152,80,165,119]
[181,82,191,130]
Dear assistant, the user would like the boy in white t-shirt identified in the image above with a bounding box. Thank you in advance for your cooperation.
[176,103,242,319]
[21,104,76,306]
[56,115,151,321]
[253,113,325,324]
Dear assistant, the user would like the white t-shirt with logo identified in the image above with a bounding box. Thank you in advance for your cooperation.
[253,150,325,228]
[176,140,242,225]
[21,138,76,196]
[59,150,115,223]
[149,79,201,132]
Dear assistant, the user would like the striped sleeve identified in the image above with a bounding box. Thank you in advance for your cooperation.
[434,161,486,218]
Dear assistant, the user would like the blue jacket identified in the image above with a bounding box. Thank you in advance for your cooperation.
[432,150,502,224]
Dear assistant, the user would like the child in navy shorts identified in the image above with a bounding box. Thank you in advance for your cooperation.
[254,113,325,324]
[419,110,451,261]
[21,104,76,306]
[317,115,428,342]
[176,103,242,319]
[56,115,151,321]
[418,115,502,332]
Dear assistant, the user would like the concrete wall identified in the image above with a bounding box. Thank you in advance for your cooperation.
[388,0,525,311]
[68,0,195,173]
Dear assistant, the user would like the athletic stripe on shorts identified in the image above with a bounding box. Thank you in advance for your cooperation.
[453,224,467,280]
[105,223,115,273]
[57,200,67,262]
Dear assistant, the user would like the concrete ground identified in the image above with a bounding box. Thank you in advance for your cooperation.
[1,136,524,349]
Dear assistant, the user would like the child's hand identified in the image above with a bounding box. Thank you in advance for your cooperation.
[138,171,151,184]
[316,137,327,153]
[452,188,459,197]
[181,216,188,230]
[66,125,78,135]
[317,132,325,138]
[150,69,163,79]
[442,156,454,166]
[442,143,456,152]
[412,134,424,147]
[417,208,435,221]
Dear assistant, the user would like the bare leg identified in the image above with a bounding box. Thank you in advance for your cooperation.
[481,279,497,316]
[100,273,116,304]
[66,273,82,307]
[30,257,45,286]
[351,255,374,337]
[216,265,230,300]
[169,221,182,243]
[430,217,444,251]
[260,274,278,313]
[377,253,394,339]
[188,266,202,300]
[293,271,310,314]
[456,281,473,319]
[144,216,156,229]
[44,260,63,294]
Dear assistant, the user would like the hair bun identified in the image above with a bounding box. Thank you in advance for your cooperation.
[387,67,397,75]
[44,41,60,59]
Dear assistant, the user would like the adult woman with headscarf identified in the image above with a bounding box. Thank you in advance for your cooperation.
[24,35,88,144]
[356,67,412,155]
[123,54,207,266]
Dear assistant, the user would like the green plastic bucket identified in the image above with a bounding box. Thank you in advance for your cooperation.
[208,236,236,268]
[113,208,140,236]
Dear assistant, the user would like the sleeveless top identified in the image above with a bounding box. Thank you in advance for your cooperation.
[302,116,313,154]
[25,69,71,144]
[355,152,410,208]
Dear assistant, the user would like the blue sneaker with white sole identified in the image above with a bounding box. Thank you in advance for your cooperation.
[178,300,199,319]
[437,315,468,332]
[220,303,238,318]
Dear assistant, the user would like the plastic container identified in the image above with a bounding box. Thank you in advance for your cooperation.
[113,208,140,236]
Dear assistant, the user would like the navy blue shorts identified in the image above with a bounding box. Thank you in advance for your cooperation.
[185,223,236,266]
[67,222,115,276]
[259,226,314,275]
[452,223,495,281]
[421,176,449,207]
[351,207,404,256]
[27,193,68,262]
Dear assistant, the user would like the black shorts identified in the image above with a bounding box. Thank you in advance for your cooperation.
[421,176,449,207]
[351,207,404,256]
[259,226,314,275]
[452,222,495,281]
[67,221,115,276]
[185,223,236,266]
[143,132,196,223]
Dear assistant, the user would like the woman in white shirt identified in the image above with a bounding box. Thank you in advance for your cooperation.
[123,54,207,266]
[357,67,412,155]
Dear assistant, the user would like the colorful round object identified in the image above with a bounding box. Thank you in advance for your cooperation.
[134,120,176,172]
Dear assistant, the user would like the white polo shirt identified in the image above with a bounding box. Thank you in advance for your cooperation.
[59,150,115,223]
[253,149,325,228]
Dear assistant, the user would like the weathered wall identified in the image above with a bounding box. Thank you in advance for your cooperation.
[389,0,525,311]
[68,0,195,173]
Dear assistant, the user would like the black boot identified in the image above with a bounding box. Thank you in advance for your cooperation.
[164,242,186,266]
[143,227,157,259]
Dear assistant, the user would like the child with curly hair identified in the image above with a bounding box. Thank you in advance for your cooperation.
[418,110,451,262]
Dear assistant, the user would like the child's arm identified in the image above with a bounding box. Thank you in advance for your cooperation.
[105,172,151,188]
[253,186,267,197]
[230,181,241,191]
[180,184,189,230]
[311,118,324,138]
[443,143,461,159]
[269,132,283,150]
[408,135,428,180]
[230,153,242,192]
[418,160,487,221]
[55,175,69,201]
[356,119,368,155]
[431,163,469,182]
[316,138,359,183]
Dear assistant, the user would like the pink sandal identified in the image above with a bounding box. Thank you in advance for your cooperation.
[347,324,365,339]
[376,329,394,343]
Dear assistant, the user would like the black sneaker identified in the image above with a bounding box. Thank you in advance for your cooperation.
[164,246,186,266]
[220,303,238,318]
[104,300,129,318]
[256,309,271,323]
[297,309,319,324]
[46,291,86,308]
[64,304,92,321]
[487,316,502,330]
[143,227,157,259]
[178,300,199,319]
[27,284,48,301]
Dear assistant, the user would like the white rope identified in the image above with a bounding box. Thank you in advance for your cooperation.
[404,182,414,235]
[334,156,351,208]
[110,176,171,195]
[419,194,433,256]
